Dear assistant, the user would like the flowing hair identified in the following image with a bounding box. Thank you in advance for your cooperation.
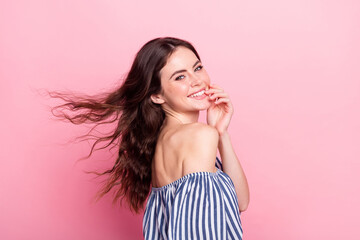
[48,37,201,212]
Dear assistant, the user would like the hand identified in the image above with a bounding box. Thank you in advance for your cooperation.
[206,84,234,135]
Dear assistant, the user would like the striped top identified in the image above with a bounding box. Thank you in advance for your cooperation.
[143,157,243,240]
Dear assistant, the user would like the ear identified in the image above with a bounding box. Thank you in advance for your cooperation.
[150,93,165,104]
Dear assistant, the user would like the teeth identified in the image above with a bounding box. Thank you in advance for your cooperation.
[189,90,205,98]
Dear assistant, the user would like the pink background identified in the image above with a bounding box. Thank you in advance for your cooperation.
[1,0,359,239]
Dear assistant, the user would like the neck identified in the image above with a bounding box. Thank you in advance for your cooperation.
[163,110,199,126]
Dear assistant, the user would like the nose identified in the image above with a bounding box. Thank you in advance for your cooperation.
[190,73,202,87]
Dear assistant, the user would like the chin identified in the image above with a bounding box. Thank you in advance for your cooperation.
[193,101,212,111]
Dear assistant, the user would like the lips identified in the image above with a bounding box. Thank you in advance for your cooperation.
[187,88,206,97]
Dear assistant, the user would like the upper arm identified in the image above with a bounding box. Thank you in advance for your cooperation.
[172,123,219,175]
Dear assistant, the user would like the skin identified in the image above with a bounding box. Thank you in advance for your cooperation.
[150,46,249,212]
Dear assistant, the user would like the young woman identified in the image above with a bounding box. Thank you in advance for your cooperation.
[50,37,249,239]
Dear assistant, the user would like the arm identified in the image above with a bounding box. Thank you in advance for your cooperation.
[205,83,250,212]
[218,131,249,212]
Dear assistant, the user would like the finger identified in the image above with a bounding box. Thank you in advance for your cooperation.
[206,84,225,93]
[205,88,224,95]
[209,83,223,89]
[214,98,230,104]
[208,83,223,89]
[215,99,233,112]
[209,92,229,100]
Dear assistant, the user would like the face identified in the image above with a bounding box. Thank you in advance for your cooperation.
[152,46,212,114]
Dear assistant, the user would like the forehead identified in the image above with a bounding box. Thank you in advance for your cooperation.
[160,47,199,76]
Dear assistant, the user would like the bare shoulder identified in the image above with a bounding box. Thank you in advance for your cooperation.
[168,122,218,147]
[168,122,219,174]
[183,122,219,139]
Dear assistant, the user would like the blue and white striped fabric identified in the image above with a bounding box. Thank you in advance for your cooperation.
[143,157,243,239]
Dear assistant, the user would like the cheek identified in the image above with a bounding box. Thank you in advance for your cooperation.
[202,72,211,85]
[170,83,189,95]
[163,84,189,100]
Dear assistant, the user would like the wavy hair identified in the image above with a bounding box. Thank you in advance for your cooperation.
[49,37,201,212]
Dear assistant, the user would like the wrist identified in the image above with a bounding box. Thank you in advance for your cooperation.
[218,130,230,141]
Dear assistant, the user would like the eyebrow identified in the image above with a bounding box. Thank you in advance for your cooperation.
[169,60,201,80]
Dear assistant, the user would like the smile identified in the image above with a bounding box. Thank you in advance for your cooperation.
[188,90,205,98]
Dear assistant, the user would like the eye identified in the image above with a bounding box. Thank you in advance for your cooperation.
[195,65,203,71]
[175,75,185,80]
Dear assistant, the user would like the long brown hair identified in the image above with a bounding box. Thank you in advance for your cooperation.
[49,37,201,212]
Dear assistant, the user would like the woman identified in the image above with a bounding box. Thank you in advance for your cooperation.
[50,37,249,239]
